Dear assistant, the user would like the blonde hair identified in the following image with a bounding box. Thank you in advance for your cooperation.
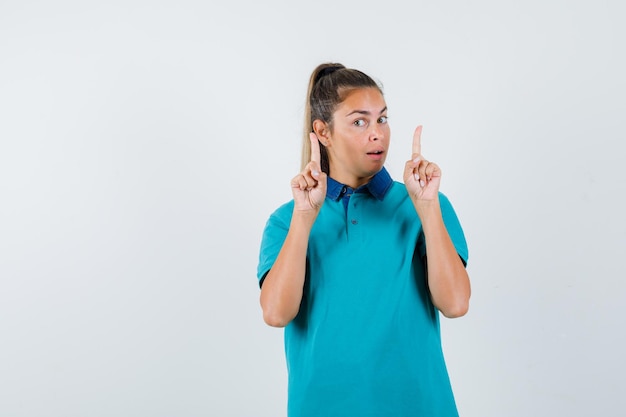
[300,63,383,173]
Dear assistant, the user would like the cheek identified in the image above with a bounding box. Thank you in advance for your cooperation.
[381,126,391,143]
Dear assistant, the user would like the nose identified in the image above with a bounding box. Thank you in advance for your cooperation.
[369,123,384,141]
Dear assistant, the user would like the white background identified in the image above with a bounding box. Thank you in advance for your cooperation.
[1,1,624,416]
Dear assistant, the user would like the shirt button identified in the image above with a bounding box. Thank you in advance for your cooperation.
[351,219,358,225]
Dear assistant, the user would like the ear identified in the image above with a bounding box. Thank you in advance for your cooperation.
[312,119,331,147]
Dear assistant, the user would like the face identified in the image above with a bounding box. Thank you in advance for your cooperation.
[318,87,390,188]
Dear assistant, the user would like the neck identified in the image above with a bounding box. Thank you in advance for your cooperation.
[329,170,376,189]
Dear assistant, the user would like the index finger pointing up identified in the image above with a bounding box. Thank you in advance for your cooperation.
[310,132,321,164]
[412,125,422,156]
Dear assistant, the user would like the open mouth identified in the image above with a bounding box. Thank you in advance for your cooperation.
[367,150,384,155]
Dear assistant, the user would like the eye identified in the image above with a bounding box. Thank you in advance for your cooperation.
[353,119,366,127]
[378,116,388,124]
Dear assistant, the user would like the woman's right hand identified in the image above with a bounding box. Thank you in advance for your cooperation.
[290,133,327,212]
[261,133,326,327]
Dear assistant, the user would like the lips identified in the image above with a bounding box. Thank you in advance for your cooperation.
[366,149,385,161]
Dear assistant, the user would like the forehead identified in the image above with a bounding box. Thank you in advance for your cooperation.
[336,87,386,113]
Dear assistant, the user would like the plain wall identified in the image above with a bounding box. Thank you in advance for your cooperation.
[1,0,624,416]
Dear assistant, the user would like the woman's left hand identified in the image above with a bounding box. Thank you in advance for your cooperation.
[404,125,441,202]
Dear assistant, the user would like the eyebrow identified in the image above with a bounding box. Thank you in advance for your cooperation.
[345,106,387,117]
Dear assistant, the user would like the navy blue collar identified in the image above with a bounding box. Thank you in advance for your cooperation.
[326,167,393,202]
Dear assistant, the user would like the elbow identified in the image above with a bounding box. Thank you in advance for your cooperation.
[440,299,470,319]
[437,276,471,319]
[260,284,301,328]
[261,304,297,328]
[262,310,293,328]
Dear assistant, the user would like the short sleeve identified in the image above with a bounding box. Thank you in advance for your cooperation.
[257,201,294,288]
[439,192,469,265]
[418,192,468,265]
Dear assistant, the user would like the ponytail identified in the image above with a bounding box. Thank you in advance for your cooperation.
[301,63,344,172]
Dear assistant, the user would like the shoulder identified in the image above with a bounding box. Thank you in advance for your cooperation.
[386,181,410,200]
[263,200,294,229]
[269,199,294,217]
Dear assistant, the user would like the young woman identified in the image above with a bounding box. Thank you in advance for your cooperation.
[257,63,471,417]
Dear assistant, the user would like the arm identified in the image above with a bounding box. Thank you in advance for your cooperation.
[259,133,327,327]
[404,126,471,318]
[417,200,471,318]
[260,212,316,327]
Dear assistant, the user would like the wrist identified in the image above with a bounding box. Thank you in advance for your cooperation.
[413,198,442,223]
[291,209,318,227]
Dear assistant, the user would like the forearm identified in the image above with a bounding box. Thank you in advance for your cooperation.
[416,200,471,318]
[259,211,316,327]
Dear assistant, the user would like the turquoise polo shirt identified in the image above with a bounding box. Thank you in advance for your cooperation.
[258,167,468,417]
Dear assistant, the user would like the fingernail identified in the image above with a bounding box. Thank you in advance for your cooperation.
[420,180,425,187]
[413,157,421,163]
[414,173,419,181]
[312,170,319,177]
